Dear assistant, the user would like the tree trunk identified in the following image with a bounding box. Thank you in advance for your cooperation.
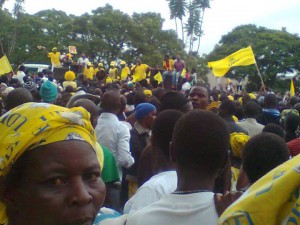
[196,8,205,55]
[180,18,184,47]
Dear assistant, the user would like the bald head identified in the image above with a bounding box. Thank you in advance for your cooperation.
[101,90,121,114]
[72,98,99,128]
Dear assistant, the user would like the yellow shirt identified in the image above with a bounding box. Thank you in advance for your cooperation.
[163,59,174,71]
[94,68,99,76]
[131,64,148,82]
[83,67,94,80]
[108,68,118,81]
[48,52,61,67]
[121,66,130,81]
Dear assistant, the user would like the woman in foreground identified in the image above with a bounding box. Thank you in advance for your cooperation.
[0,102,106,225]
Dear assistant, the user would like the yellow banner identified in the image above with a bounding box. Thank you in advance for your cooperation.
[0,55,13,76]
[290,79,295,97]
[208,46,256,77]
[219,154,300,225]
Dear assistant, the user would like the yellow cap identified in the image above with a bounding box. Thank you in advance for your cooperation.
[52,47,57,51]
[98,63,103,67]
[228,95,234,101]
[143,90,152,97]
[120,61,126,65]
[110,61,116,66]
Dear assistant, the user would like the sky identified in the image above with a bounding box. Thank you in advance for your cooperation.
[3,0,300,55]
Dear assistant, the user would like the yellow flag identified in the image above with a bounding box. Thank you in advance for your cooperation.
[0,55,13,76]
[154,71,163,84]
[218,154,300,225]
[290,79,295,97]
[208,46,256,77]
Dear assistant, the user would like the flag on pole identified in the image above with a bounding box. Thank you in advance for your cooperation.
[208,46,256,77]
[154,71,163,84]
[0,55,13,76]
[290,79,295,96]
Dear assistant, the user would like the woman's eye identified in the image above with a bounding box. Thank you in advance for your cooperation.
[47,177,66,186]
[84,172,100,182]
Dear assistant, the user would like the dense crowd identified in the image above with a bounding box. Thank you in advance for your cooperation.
[0,54,300,225]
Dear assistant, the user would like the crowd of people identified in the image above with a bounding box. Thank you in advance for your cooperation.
[0,52,300,225]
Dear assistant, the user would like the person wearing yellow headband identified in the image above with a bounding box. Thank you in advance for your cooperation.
[0,102,106,225]
[120,61,130,81]
[107,61,118,82]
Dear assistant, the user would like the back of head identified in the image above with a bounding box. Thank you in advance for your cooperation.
[262,123,285,139]
[219,99,236,118]
[160,91,190,113]
[100,89,120,113]
[264,93,277,109]
[242,133,289,184]
[172,110,230,176]
[285,113,300,133]
[152,110,183,157]
[4,87,33,111]
[71,98,99,128]
[244,101,262,118]
[133,91,147,107]
[288,96,299,107]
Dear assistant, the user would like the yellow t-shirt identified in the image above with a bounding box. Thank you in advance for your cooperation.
[131,64,148,82]
[108,68,118,81]
[83,67,94,80]
[48,52,61,67]
[121,66,130,81]
[94,68,99,76]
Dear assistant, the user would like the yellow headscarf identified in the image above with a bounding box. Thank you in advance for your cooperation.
[219,154,300,225]
[230,132,250,158]
[0,102,103,224]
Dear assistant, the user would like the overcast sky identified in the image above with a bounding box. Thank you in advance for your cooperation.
[3,0,300,55]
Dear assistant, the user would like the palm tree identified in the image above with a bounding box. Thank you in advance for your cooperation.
[167,0,187,45]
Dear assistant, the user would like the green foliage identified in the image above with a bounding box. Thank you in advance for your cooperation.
[0,4,188,68]
[206,24,300,92]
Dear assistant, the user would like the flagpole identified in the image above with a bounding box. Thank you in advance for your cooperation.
[254,62,265,88]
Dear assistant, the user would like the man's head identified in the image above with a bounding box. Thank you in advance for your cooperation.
[264,93,277,109]
[72,98,99,128]
[52,47,57,53]
[100,90,120,114]
[188,86,209,110]
[171,110,230,178]
[19,65,26,72]
[244,101,262,118]
[4,87,33,111]
[242,133,290,184]
[134,103,157,130]
[136,59,141,65]
[219,99,236,118]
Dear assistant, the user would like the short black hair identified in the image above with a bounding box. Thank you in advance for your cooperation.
[152,110,183,157]
[4,88,33,111]
[244,101,262,118]
[172,110,230,176]
[242,133,289,184]
[160,91,189,112]
[264,93,277,108]
[262,123,285,139]
[219,99,236,117]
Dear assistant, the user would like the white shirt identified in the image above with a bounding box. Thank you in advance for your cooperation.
[237,118,264,137]
[77,57,89,67]
[126,192,218,225]
[16,71,26,84]
[124,171,177,214]
[95,113,134,177]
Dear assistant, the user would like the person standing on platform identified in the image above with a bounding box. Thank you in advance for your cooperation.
[120,61,130,81]
[46,47,61,71]
[83,62,94,80]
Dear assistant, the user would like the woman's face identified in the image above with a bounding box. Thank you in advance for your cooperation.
[7,140,106,225]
